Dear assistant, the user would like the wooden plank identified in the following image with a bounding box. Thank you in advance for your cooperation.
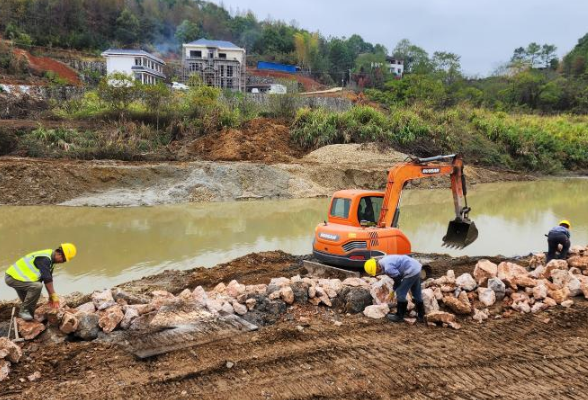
[302,260,361,279]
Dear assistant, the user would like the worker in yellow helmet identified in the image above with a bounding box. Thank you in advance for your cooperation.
[365,255,425,323]
[4,243,77,321]
[546,220,571,264]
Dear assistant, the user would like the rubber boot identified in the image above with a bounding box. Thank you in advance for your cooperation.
[416,302,426,323]
[18,310,33,321]
[387,301,408,323]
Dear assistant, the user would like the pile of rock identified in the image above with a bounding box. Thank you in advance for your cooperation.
[6,245,587,369]
[420,245,588,328]
[0,337,22,381]
[10,275,378,346]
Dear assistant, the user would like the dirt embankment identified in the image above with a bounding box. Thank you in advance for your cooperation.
[2,251,588,400]
[11,49,81,86]
[180,118,304,163]
[0,141,532,206]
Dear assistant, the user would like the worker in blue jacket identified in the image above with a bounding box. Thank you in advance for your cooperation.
[546,220,572,264]
[364,255,424,323]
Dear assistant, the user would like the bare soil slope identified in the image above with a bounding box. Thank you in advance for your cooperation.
[185,118,304,163]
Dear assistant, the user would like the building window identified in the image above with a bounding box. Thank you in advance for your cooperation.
[189,63,201,72]
[208,51,214,59]
[219,53,227,59]
[190,50,202,58]
[227,66,233,77]
[220,65,225,76]
[135,57,142,66]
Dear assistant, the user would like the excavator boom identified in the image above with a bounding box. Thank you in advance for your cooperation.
[377,154,478,248]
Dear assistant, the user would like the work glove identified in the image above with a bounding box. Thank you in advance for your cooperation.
[49,293,60,309]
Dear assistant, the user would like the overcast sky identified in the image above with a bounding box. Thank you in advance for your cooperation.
[214,0,588,76]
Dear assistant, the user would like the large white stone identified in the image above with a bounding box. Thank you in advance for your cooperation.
[363,304,390,319]
[477,287,496,307]
[551,269,572,287]
[456,273,477,291]
[474,260,498,286]
[370,276,395,305]
[421,288,439,314]
[568,277,582,297]
[532,285,548,300]
[487,278,506,301]
[472,308,489,323]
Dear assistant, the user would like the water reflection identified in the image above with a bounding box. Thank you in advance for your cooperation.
[0,179,586,299]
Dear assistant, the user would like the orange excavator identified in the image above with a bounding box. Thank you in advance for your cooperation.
[312,154,478,268]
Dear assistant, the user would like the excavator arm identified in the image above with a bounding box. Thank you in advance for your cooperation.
[377,154,478,248]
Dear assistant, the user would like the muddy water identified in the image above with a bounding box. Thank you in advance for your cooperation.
[1,179,587,300]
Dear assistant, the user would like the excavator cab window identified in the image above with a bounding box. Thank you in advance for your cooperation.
[330,198,351,219]
[358,196,383,225]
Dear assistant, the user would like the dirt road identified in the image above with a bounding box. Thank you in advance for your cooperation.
[3,298,587,400]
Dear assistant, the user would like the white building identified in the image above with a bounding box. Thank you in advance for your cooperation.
[386,57,404,78]
[182,39,246,92]
[101,49,166,85]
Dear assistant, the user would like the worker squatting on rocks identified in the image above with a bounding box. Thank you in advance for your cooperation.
[364,255,425,323]
[3,243,77,321]
[546,220,572,264]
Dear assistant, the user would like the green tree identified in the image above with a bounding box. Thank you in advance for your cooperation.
[293,31,319,69]
[540,44,558,69]
[392,39,431,74]
[98,73,141,118]
[328,38,354,82]
[175,20,201,45]
[563,33,588,76]
[115,9,141,45]
[142,82,172,132]
[510,43,557,70]
[431,51,462,84]
[385,74,445,106]
[503,71,546,108]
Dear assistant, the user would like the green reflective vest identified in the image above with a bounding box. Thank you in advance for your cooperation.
[6,249,54,282]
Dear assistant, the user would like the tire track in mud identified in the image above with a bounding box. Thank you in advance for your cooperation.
[52,302,588,400]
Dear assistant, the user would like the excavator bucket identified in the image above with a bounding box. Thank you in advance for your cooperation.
[443,219,479,249]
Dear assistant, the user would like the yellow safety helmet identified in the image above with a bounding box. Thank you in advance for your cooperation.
[60,243,77,262]
[364,258,378,276]
[559,220,571,229]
